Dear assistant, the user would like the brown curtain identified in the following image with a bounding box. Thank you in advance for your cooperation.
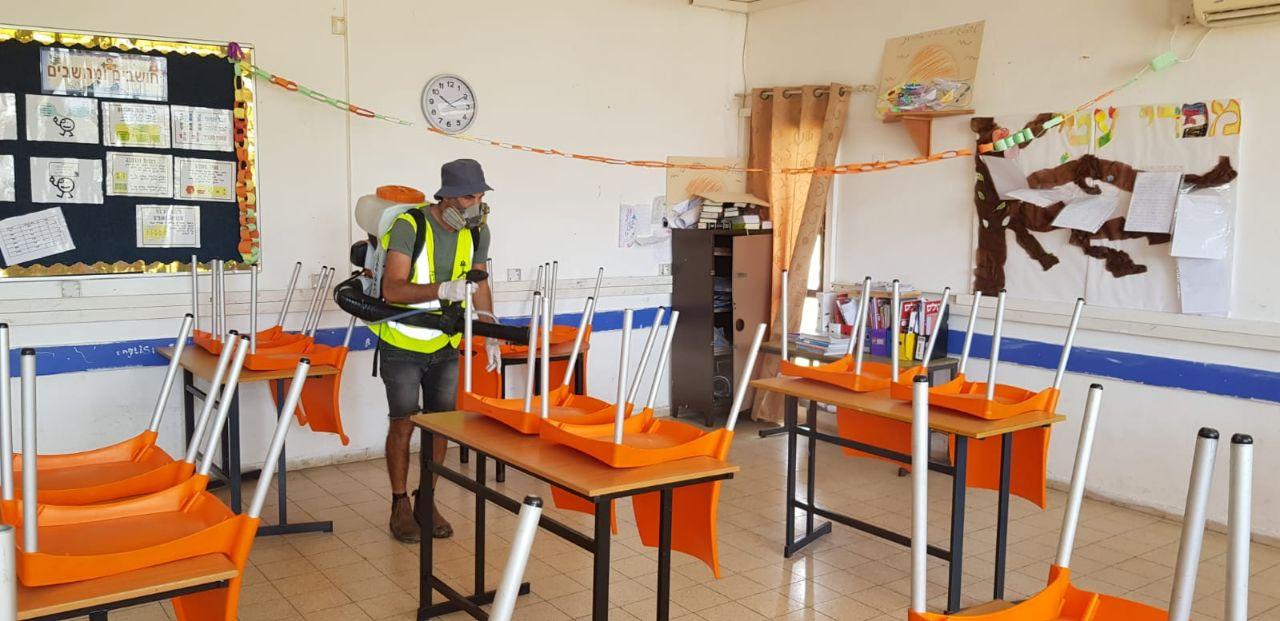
[746,84,851,423]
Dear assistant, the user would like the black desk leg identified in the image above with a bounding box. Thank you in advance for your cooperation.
[227,391,242,514]
[657,488,673,621]
[418,429,434,617]
[475,454,488,597]
[758,425,788,438]
[592,498,612,620]
[783,395,798,557]
[805,400,818,535]
[182,370,195,448]
[947,436,969,613]
[994,432,1014,600]
[89,612,107,621]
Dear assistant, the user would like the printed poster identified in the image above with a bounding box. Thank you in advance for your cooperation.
[174,157,235,202]
[106,152,173,198]
[171,105,233,151]
[136,204,200,248]
[25,94,100,144]
[102,101,171,148]
[0,155,13,202]
[40,48,167,101]
[0,93,15,140]
[0,207,76,265]
[30,157,104,204]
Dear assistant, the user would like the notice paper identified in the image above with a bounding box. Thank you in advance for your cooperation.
[102,101,171,148]
[0,155,14,202]
[25,94,100,144]
[136,204,200,248]
[171,105,233,151]
[1171,193,1230,259]
[1007,184,1081,208]
[1177,257,1230,316]
[174,157,235,202]
[0,207,75,265]
[107,152,173,198]
[1051,193,1119,233]
[30,157,104,204]
[0,93,15,140]
[980,155,1030,201]
[41,48,167,101]
[1124,171,1182,234]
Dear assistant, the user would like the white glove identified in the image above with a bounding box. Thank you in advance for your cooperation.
[437,279,473,302]
[485,338,503,372]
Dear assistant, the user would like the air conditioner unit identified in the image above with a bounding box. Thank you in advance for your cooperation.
[1193,0,1280,26]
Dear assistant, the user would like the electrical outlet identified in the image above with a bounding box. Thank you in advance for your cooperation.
[507,268,522,282]
[60,281,81,298]
[330,15,347,35]
[659,263,672,276]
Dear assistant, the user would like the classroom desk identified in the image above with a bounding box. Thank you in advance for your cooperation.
[18,554,237,620]
[413,411,738,620]
[158,345,336,537]
[750,376,1064,613]
[458,340,589,484]
[756,341,960,438]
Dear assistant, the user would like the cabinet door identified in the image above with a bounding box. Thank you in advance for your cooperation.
[730,234,772,410]
[670,230,714,415]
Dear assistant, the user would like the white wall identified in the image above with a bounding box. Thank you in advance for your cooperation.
[0,1,744,468]
[746,0,1280,538]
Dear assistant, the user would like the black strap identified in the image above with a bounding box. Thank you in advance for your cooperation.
[408,207,428,275]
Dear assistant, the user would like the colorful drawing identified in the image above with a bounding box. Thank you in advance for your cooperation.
[875,21,984,119]
[1181,102,1209,138]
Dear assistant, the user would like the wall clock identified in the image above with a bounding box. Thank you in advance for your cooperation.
[421,74,477,134]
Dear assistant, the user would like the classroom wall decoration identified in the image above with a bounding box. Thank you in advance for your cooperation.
[875,21,984,120]
[971,99,1242,316]
[0,26,259,277]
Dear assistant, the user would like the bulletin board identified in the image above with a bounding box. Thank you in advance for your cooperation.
[971,99,1242,316]
[0,25,259,278]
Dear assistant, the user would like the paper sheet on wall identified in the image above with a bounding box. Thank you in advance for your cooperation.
[1124,171,1182,233]
[1007,184,1081,208]
[102,101,171,148]
[980,155,1029,200]
[174,157,235,202]
[1177,256,1230,316]
[25,94,100,144]
[40,48,167,101]
[30,157,104,204]
[170,105,232,151]
[0,207,75,265]
[0,155,14,202]
[106,152,173,198]
[1051,193,1118,233]
[1171,193,1230,259]
[136,204,200,248]
[0,93,15,140]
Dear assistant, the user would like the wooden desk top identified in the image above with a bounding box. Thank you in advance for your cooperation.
[18,554,237,620]
[158,345,340,384]
[762,340,959,368]
[412,411,738,498]
[750,376,1064,439]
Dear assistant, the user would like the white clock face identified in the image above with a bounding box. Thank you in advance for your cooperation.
[421,74,476,134]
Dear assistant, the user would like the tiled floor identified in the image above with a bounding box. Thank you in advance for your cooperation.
[117,417,1279,620]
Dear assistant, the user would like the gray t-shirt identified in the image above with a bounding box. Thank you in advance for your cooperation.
[386,206,491,283]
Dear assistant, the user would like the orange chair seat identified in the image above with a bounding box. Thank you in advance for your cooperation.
[194,328,312,362]
[461,385,623,435]
[267,345,352,444]
[781,356,899,392]
[540,413,728,469]
[890,374,1061,420]
[909,566,1166,620]
[11,432,195,505]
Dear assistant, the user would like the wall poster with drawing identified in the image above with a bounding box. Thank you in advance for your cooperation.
[971,99,1243,316]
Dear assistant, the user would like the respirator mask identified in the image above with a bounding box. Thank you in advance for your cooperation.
[442,200,490,230]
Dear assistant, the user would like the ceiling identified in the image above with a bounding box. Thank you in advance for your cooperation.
[688,0,810,13]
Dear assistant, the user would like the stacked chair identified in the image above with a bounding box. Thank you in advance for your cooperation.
[906,379,1256,621]
[0,327,312,621]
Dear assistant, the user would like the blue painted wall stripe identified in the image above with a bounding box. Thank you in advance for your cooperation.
[4,307,671,377]
[5,313,1275,404]
[946,329,1280,404]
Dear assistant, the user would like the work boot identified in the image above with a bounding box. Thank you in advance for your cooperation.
[389,493,421,543]
[413,489,453,539]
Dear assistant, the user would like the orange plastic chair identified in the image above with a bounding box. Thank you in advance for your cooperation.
[264,317,358,445]
[0,316,206,505]
[904,383,1257,621]
[190,261,326,370]
[543,316,766,578]
[780,277,908,392]
[6,348,313,621]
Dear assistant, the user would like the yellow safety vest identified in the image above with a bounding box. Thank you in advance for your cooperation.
[376,207,473,353]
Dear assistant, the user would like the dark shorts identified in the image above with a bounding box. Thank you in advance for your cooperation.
[379,344,458,419]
